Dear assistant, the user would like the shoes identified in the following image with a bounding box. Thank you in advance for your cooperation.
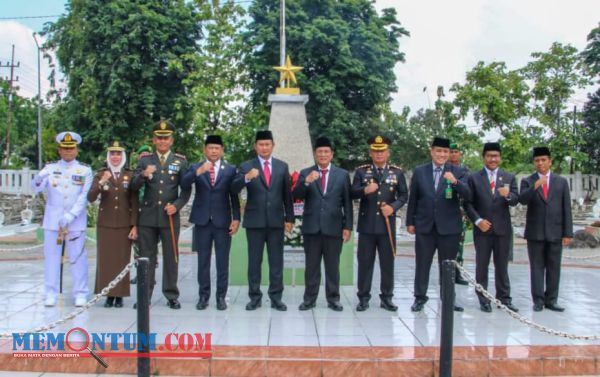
[75,296,87,307]
[133,302,137,309]
[533,303,544,312]
[327,302,343,312]
[44,296,57,307]
[356,300,369,312]
[480,303,492,313]
[299,301,316,311]
[196,297,208,310]
[454,305,464,312]
[545,303,565,312]
[246,299,261,311]
[104,297,115,308]
[411,298,427,312]
[380,298,398,312]
[455,275,469,286]
[114,297,123,308]
[167,299,181,309]
[502,302,519,312]
[130,276,137,284]
[216,297,227,311]
[271,299,287,311]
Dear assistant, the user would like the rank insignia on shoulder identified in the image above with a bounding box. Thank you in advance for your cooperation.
[139,152,152,158]
[174,153,186,160]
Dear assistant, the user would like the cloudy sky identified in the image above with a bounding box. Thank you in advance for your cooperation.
[2,0,599,113]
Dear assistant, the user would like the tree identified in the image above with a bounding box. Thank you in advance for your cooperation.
[582,22,600,81]
[42,0,200,165]
[177,0,250,162]
[244,0,409,168]
[582,88,600,172]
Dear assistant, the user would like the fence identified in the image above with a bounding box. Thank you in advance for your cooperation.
[0,168,39,196]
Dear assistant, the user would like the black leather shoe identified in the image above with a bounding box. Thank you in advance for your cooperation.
[455,275,469,286]
[356,300,369,312]
[216,297,227,311]
[533,303,544,312]
[271,299,287,311]
[454,305,464,312]
[545,303,565,312]
[104,297,115,308]
[480,303,492,313]
[299,301,316,311]
[411,299,426,312]
[246,300,261,311]
[502,302,519,312]
[380,298,398,312]
[328,302,343,312]
[114,297,123,308]
[130,276,137,284]
[133,302,137,309]
[167,299,181,309]
[196,298,208,310]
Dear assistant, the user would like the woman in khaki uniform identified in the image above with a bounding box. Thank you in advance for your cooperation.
[88,141,139,308]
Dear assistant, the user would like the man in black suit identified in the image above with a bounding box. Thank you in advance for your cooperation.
[351,135,408,312]
[448,142,470,286]
[293,136,353,312]
[232,130,294,311]
[181,135,241,311]
[131,120,191,309]
[465,142,519,313]
[406,137,471,312]
[519,146,573,312]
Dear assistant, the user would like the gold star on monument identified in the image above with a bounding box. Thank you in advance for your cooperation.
[274,55,303,95]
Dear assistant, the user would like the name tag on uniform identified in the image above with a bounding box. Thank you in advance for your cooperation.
[72,175,85,185]
[168,164,179,174]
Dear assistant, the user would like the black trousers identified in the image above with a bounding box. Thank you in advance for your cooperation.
[138,225,180,300]
[357,233,395,301]
[193,222,231,300]
[474,233,512,304]
[526,240,563,305]
[246,227,284,301]
[414,228,460,300]
[303,234,343,304]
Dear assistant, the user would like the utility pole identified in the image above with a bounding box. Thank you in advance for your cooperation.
[279,0,286,88]
[33,33,43,169]
[1,45,20,166]
[571,105,577,174]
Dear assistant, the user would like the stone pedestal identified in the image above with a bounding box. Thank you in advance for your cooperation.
[267,94,313,173]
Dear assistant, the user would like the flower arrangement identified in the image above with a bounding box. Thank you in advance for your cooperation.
[285,171,304,248]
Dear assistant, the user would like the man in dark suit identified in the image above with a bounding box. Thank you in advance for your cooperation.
[406,137,471,312]
[293,136,353,312]
[519,146,573,312]
[351,135,408,312]
[465,142,519,313]
[181,135,240,311]
[448,142,470,286]
[131,120,191,309]
[232,130,294,311]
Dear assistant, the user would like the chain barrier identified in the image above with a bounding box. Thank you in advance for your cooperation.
[562,251,600,260]
[454,262,600,341]
[0,261,134,338]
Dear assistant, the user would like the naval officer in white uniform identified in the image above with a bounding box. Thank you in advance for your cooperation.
[31,132,93,307]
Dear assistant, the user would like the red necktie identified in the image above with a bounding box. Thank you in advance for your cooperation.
[321,169,328,192]
[489,172,495,191]
[263,160,271,187]
[542,182,548,199]
[209,162,216,186]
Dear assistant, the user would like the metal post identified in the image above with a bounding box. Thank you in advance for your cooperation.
[439,260,455,377]
[136,258,150,377]
[32,33,43,170]
[279,0,286,87]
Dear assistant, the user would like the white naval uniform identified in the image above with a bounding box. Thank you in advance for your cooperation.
[31,159,93,302]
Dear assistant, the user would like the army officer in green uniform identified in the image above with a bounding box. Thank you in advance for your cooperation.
[132,119,191,309]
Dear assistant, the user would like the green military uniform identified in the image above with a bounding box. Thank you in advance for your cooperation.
[131,120,191,306]
[449,142,470,285]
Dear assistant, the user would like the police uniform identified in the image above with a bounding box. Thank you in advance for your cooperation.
[131,120,191,309]
[31,132,93,307]
[350,136,408,311]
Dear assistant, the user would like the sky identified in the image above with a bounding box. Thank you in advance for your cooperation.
[1,0,599,114]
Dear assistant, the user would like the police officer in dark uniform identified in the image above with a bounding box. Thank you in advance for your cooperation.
[131,119,191,309]
[351,135,408,312]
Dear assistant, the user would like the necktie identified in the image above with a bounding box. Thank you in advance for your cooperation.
[263,160,271,187]
[209,162,216,186]
[489,171,495,192]
[434,167,442,190]
[321,169,328,192]
[159,154,166,166]
[542,180,549,199]
[114,172,120,180]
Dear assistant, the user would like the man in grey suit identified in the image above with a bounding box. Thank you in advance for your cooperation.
[465,142,519,313]
[406,137,471,312]
[131,120,191,309]
[293,136,353,312]
[519,146,573,312]
[232,130,294,311]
